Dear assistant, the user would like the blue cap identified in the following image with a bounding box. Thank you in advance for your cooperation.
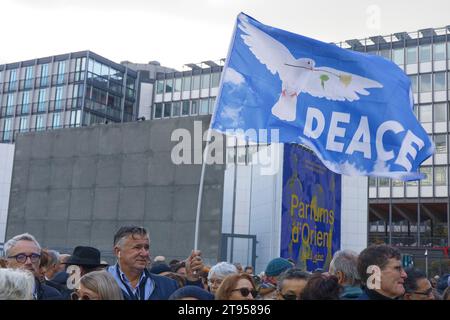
[265,258,292,277]
[169,285,215,300]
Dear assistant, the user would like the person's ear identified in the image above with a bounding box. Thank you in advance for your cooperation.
[114,246,121,258]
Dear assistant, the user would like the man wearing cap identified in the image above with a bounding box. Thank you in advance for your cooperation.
[108,225,205,300]
[264,257,293,286]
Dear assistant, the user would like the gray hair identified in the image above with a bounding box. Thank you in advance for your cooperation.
[46,250,60,266]
[4,233,41,257]
[0,268,35,300]
[208,262,238,280]
[277,268,311,291]
[329,249,360,286]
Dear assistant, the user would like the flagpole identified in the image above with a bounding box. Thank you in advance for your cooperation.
[193,16,239,251]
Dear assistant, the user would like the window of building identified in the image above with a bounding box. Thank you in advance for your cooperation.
[182,76,191,91]
[434,166,447,186]
[154,103,163,118]
[419,45,431,63]
[407,180,418,186]
[209,97,216,114]
[2,118,12,141]
[378,178,389,187]
[191,100,199,114]
[199,99,209,115]
[434,72,446,91]
[211,72,221,87]
[174,78,182,92]
[163,103,171,118]
[38,89,46,112]
[57,61,65,84]
[182,101,190,116]
[379,49,390,60]
[35,115,45,131]
[392,180,403,187]
[434,134,446,154]
[52,113,61,128]
[19,117,28,132]
[369,177,376,187]
[69,110,81,127]
[406,47,417,64]
[419,74,432,92]
[419,104,432,123]
[165,79,173,93]
[25,66,33,80]
[409,75,418,93]
[433,43,446,61]
[192,75,200,90]
[22,91,30,113]
[6,94,14,112]
[172,101,181,117]
[392,48,404,65]
[55,86,64,110]
[40,64,49,86]
[420,166,432,186]
[434,103,446,122]
[9,69,17,83]
[156,80,164,94]
[201,73,210,90]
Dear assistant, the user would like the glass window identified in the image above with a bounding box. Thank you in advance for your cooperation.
[369,177,376,187]
[93,61,102,75]
[392,48,404,65]
[52,113,61,128]
[201,73,210,89]
[154,103,162,118]
[182,101,190,115]
[434,134,446,154]
[379,49,390,60]
[420,167,432,186]
[419,45,431,63]
[19,117,28,132]
[420,74,432,92]
[434,103,446,122]
[392,180,403,187]
[191,100,199,114]
[22,91,30,113]
[199,99,209,115]
[406,47,417,64]
[434,166,447,186]
[165,79,173,93]
[41,64,49,77]
[38,89,46,112]
[25,66,33,80]
[419,104,432,123]
[434,72,446,91]
[211,72,221,87]
[3,118,12,141]
[9,69,17,83]
[163,102,171,118]
[69,110,81,127]
[433,43,446,61]
[172,101,181,117]
[378,178,389,187]
[407,180,418,186]
[192,75,200,90]
[409,75,418,93]
[35,115,45,131]
[55,87,63,110]
[6,93,14,107]
[209,97,216,114]
[182,76,191,91]
[156,80,164,94]
[174,78,182,92]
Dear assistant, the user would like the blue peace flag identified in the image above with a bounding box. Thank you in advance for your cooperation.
[211,13,434,180]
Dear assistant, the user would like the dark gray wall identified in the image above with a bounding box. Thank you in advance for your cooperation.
[6,116,224,264]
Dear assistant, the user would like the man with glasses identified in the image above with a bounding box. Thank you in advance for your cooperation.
[4,233,62,300]
[403,268,435,300]
[357,244,407,300]
[276,268,310,300]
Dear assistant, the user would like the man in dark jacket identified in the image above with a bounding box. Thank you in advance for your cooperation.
[357,244,407,300]
[4,233,62,300]
[107,225,204,300]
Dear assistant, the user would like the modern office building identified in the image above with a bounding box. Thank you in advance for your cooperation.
[0,51,138,143]
[336,27,450,262]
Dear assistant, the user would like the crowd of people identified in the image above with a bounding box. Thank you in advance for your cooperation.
[0,225,449,301]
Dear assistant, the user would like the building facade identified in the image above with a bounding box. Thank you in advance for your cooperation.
[339,28,450,257]
[0,51,138,143]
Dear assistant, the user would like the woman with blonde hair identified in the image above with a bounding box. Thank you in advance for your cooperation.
[72,270,123,300]
[215,273,258,300]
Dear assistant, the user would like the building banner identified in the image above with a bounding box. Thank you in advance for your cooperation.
[281,144,341,271]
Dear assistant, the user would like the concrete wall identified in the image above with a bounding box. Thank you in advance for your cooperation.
[0,143,15,243]
[6,116,224,264]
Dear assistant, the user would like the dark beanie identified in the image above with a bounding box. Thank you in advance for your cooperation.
[265,258,292,277]
[169,286,215,300]
[150,263,171,275]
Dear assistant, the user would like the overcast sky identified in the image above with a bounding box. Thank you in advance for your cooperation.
[1,0,449,70]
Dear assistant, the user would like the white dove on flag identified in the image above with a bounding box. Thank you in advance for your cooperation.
[238,15,383,122]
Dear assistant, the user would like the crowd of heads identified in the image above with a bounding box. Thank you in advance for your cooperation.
[1,228,449,301]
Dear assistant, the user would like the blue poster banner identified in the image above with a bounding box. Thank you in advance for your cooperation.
[281,144,341,272]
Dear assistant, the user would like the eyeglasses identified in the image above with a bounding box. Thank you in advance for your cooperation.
[7,253,41,263]
[70,292,91,300]
[413,288,433,296]
[231,287,258,298]
[208,278,223,286]
[281,293,300,300]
